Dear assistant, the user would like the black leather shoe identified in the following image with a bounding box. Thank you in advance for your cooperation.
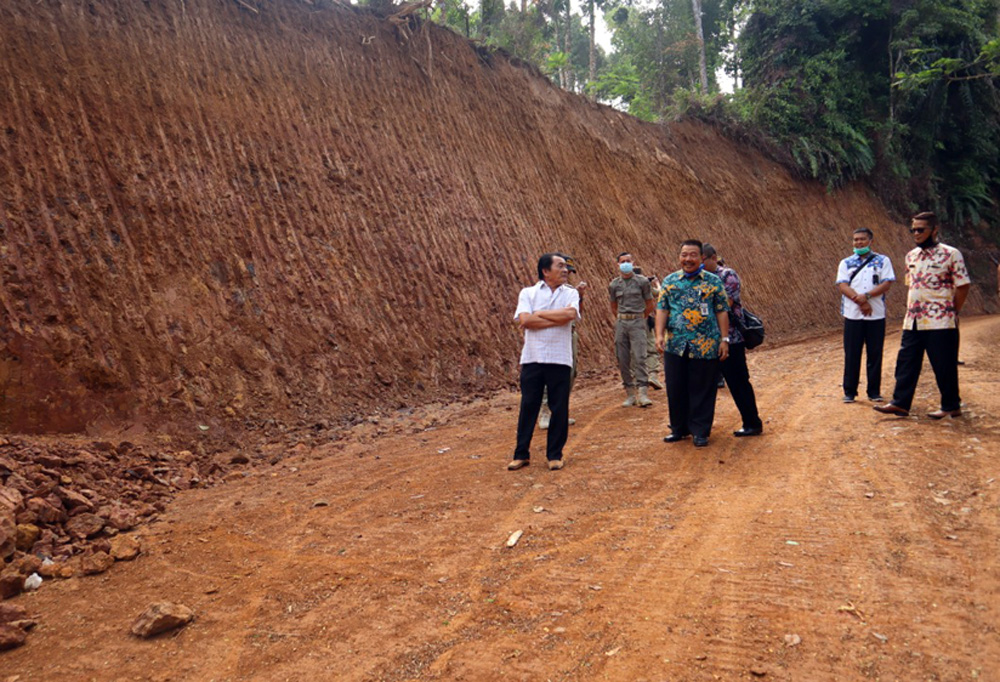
[733,427,763,437]
[873,403,909,417]
[663,433,690,443]
[692,436,709,447]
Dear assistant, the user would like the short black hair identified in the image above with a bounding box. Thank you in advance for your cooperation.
[912,211,938,228]
[853,227,874,238]
[680,239,703,254]
[617,251,632,261]
[702,243,718,258]
[537,252,560,280]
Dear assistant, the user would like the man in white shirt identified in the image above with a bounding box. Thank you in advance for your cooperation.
[835,228,895,403]
[508,253,581,472]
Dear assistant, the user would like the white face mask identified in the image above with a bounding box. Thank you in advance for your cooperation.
[619,262,634,275]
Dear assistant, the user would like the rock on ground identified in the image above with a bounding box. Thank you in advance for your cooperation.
[0,622,27,650]
[109,535,141,561]
[79,552,115,576]
[131,602,194,638]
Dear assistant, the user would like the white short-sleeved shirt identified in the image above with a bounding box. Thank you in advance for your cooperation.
[514,281,581,367]
[835,252,896,320]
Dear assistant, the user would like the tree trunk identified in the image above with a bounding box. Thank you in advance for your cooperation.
[588,0,596,90]
[564,0,572,91]
[691,0,709,93]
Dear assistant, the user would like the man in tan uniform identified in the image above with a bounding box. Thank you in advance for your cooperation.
[609,252,655,407]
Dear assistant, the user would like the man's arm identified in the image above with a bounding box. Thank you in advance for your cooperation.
[868,281,893,298]
[655,308,668,352]
[954,283,971,313]
[716,310,730,361]
[535,307,578,323]
[520,307,577,329]
[837,282,867,305]
[519,312,557,329]
[644,298,655,318]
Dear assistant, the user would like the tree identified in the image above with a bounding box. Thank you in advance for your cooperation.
[691,0,709,92]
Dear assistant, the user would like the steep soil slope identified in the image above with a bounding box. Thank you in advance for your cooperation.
[0,0,990,434]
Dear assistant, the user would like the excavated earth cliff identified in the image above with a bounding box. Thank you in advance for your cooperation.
[0,0,993,436]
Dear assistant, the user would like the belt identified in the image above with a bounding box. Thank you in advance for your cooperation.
[617,313,644,320]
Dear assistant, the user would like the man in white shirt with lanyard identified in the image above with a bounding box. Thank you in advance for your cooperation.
[835,227,895,403]
[508,253,581,471]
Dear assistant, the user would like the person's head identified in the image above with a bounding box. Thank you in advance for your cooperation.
[538,253,569,286]
[679,240,703,274]
[617,251,635,277]
[558,253,578,277]
[853,228,874,254]
[910,211,938,246]
[702,243,719,272]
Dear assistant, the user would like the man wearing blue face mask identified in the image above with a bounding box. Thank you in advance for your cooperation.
[609,252,655,407]
[835,227,895,404]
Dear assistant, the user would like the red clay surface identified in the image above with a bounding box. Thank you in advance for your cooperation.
[4,316,999,681]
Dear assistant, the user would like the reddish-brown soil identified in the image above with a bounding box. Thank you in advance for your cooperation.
[3,2,999,679]
[4,316,999,680]
[3,0,996,435]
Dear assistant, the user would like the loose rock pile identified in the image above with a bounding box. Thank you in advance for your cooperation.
[0,436,221,599]
[0,433,265,650]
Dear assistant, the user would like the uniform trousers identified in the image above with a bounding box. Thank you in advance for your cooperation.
[719,342,762,430]
[842,318,885,399]
[616,317,648,387]
[664,352,719,438]
[514,363,572,461]
[889,327,960,411]
[645,326,662,382]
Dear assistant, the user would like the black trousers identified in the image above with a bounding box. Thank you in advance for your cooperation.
[890,327,960,411]
[719,342,762,430]
[842,318,886,399]
[514,363,572,461]
[664,352,719,438]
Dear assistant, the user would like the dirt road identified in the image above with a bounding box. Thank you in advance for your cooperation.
[5,317,999,681]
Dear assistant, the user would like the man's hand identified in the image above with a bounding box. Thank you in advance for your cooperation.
[719,341,729,362]
[655,335,665,353]
[860,301,873,316]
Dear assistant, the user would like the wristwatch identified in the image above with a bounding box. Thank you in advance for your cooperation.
[722,336,730,343]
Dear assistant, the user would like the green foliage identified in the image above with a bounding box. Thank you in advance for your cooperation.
[591,54,659,120]
[724,0,1000,223]
[600,0,727,113]
[419,0,1000,227]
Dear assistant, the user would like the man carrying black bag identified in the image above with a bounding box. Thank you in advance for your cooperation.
[703,245,764,437]
[835,227,895,403]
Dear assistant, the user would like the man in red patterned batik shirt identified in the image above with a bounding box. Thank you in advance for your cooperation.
[875,212,971,419]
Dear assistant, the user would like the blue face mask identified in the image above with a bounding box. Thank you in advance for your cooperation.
[854,246,871,256]
[619,262,634,275]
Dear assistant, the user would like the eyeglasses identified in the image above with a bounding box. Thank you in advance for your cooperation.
[909,227,930,234]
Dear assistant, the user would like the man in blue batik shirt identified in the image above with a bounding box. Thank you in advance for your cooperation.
[835,227,895,403]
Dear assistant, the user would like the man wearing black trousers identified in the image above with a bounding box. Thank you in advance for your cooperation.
[835,228,895,403]
[655,240,730,448]
[875,212,971,419]
[702,244,764,437]
[508,253,581,471]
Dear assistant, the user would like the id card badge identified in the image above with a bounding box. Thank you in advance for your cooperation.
[700,302,710,317]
